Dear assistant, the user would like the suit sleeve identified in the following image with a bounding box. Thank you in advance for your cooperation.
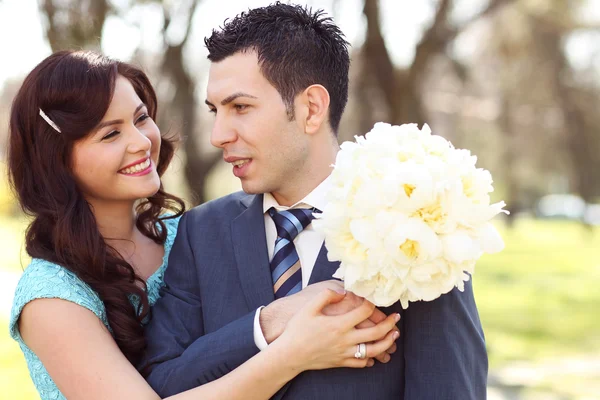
[402,278,488,400]
[139,212,260,397]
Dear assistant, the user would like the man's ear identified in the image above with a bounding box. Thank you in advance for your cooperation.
[302,84,330,135]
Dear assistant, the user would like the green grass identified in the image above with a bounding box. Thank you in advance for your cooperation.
[474,219,600,366]
[0,215,37,399]
[0,334,38,400]
[0,215,598,398]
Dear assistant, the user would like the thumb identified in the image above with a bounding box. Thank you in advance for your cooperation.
[306,288,347,315]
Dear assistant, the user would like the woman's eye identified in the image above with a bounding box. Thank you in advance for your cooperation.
[102,130,120,140]
[234,104,248,112]
[136,114,150,124]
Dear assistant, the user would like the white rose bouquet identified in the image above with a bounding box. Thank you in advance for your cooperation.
[313,123,507,308]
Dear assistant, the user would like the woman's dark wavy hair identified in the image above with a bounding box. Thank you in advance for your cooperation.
[7,50,185,365]
[204,1,350,135]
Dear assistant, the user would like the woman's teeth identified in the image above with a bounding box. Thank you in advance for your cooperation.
[121,159,151,175]
[232,159,249,167]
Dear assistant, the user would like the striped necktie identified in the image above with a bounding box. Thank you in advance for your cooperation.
[268,207,317,298]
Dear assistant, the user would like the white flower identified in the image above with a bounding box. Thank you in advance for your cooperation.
[314,122,507,308]
[441,230,483,264]
[474,223,505,254]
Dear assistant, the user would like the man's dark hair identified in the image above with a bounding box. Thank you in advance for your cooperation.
[205,2,350,134]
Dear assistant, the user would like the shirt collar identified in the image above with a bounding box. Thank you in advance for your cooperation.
[263,175,331,214]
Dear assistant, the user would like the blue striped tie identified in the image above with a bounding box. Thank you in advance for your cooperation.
[268,207,317,299]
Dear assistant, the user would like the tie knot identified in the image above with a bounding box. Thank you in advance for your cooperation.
[268,208,318,241]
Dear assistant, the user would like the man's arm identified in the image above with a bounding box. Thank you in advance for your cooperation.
[403,278,488,400]
[141,212,399,396]
[140,213,259,397]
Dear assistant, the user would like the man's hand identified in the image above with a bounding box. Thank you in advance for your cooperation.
[259,280,345,343]
[259,280,400,364]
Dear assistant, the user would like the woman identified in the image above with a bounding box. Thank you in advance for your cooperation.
[7,50,399,400]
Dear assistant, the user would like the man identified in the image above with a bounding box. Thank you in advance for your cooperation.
[141,3,488,399]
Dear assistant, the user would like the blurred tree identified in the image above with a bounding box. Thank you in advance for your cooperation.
[156,0,220,205]
[25,0,600,210]
[355,0,600,217]
[487,0,600,208]
[526,1,600,204]
[40,0,109,51]
[358,0,514,132]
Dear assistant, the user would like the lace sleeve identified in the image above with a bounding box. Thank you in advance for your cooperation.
[9,259,108,342]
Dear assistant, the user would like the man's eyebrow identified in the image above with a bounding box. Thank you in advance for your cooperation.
[205,92,258,108]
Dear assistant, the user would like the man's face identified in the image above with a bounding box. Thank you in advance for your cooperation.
[206,50,310,196]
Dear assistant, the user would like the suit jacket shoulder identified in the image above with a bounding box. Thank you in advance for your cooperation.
[184,191,257,226]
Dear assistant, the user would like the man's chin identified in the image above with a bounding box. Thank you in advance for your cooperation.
[240,182,261,195]
[240,180,271,195]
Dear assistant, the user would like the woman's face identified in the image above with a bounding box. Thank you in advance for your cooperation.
[71,75,162,207]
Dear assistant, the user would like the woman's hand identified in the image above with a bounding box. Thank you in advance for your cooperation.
[272,289,401,372]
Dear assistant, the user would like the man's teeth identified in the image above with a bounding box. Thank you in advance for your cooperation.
[121,159,151,174]
[232,159,250,167]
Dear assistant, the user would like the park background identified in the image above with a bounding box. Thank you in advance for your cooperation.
[0,0,599,399]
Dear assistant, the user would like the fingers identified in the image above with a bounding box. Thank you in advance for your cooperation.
[343,357,375,369]
[355,319,375,330]
[306,289,347,315]
[365,329,399,360]
[367,307,387,324]
[322,291,364,317]
[307,280,344,294]
[331,313,401,369]
[372,340,394,363]
[342,327,399,368]
[338,298,376,328]
[374,345,393,364]
[352,313,400,344]
[322,279,344,289]
[386,342,398,355]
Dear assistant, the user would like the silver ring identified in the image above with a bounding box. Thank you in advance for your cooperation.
[354,343,367,359]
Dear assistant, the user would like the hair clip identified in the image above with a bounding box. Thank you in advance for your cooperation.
[39,108,61,133]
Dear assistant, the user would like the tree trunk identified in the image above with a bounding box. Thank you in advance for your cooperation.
[361,0,514,128]
[160,0,219,205]
[40,0,108,51]
[498,96,519,227]
[533,18,598,203]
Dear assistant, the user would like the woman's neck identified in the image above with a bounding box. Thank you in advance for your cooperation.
[88,198,164,279]
[89,199,137,243]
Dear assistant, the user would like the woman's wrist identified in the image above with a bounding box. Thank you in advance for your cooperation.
[262,334,307,379]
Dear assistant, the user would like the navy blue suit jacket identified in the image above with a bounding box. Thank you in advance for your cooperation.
[140,192,488,399]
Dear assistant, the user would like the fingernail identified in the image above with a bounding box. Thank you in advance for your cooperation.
[367,359,374,367]
[394,313,401,322]
[393,331,400,340]
[334,289,346,295]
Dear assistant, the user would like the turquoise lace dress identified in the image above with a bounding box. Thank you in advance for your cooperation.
[9,216,181,400]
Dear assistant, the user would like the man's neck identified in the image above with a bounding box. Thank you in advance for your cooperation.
[271,138,338,206]
[271,170,331,207]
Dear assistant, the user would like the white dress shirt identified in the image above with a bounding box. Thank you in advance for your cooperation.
[253,176,331,350]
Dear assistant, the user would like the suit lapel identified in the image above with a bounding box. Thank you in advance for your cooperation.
[308,243,341,285]
[231,194,275,310]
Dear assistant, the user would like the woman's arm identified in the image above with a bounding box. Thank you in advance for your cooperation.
[19,289,399,400]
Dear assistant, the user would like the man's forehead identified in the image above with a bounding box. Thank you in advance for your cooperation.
[207,62,264,101]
